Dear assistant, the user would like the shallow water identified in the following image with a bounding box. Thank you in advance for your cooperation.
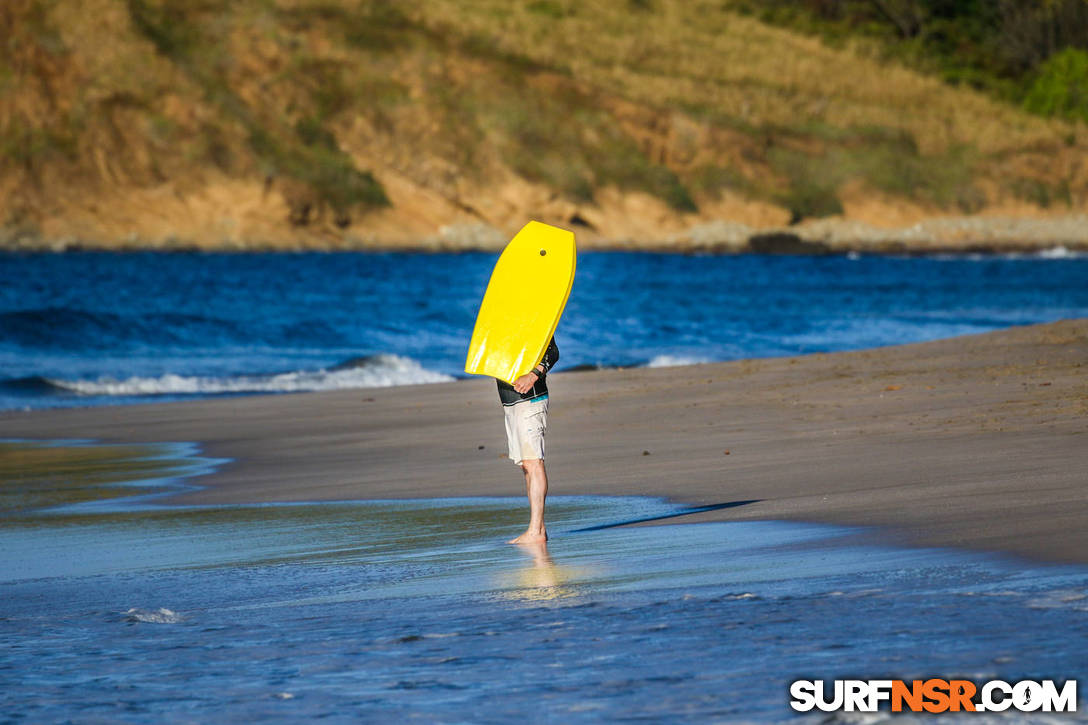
[2,443,1086,722]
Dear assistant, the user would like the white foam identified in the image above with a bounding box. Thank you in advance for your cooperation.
[1037,245,1082,259]
[925,246,1088,260]
[646,355,709,368]
[124,607,183,624]
[49,354,454,396]
[1026,588,1088,611]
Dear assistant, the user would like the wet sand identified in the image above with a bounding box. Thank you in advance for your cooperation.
[2,319,1085,565]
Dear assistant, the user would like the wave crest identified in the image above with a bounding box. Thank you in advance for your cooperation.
[124,607,183,624]
[647,355,709,368]
[44,354,454,397]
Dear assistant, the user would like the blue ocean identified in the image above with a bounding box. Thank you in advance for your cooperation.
[2,250,1088,410]
[3,250,1088,722]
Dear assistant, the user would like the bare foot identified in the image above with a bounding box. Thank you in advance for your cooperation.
[508,529,548,544]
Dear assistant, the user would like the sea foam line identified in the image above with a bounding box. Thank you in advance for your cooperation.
[47,354,454,396]
[647,354,710,368]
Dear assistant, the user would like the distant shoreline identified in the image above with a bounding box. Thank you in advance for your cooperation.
[1,319,1085,566]
[4,214,1088,255]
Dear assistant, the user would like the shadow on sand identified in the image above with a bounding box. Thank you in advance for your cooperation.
[568,500,761,533]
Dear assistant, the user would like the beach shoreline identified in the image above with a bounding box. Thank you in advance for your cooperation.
[7,213,1088,256]
[2,319,1085,566]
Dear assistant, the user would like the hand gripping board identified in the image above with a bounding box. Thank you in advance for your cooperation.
[465,221,576,384]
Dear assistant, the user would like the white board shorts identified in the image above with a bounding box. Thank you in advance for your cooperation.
[504,397,548,465]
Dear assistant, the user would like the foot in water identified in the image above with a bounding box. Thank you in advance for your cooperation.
[508,529,548,545]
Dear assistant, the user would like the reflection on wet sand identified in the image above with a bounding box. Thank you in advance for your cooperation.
[502,541,581,601]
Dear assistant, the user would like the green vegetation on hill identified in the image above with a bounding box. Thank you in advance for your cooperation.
[1024,47,1088,122]
[728,0,1088,124]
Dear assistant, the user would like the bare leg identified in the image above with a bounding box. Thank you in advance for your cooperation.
[508,458,548,544]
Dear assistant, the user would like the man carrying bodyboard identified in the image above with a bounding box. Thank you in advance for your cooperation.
[464,221,576,545]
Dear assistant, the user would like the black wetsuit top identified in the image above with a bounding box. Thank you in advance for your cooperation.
[497,338,559,406]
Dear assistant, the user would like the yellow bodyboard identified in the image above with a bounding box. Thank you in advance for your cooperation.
[465,221,576,384]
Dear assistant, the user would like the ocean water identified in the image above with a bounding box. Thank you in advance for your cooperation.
[1,441,1086,723]
[2,250,1088,410]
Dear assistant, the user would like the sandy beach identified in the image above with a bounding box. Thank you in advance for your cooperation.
[3,319,1085,565]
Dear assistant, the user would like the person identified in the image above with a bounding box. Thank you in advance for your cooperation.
[499,337,558,544]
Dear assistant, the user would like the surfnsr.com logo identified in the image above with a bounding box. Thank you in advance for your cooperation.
[790,679,1077,714]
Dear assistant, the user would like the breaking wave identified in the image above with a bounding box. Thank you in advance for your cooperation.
[30,354,454,397]
[646,355,710,368]
[1036,245,1086,259]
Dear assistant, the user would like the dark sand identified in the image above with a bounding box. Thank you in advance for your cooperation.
[3,320,1085,564]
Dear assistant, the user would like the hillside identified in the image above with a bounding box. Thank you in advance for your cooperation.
[2,0,1087,252]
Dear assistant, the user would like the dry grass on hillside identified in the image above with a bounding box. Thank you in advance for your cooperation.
[1,0,1086,248]
[420,0,1077,154]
